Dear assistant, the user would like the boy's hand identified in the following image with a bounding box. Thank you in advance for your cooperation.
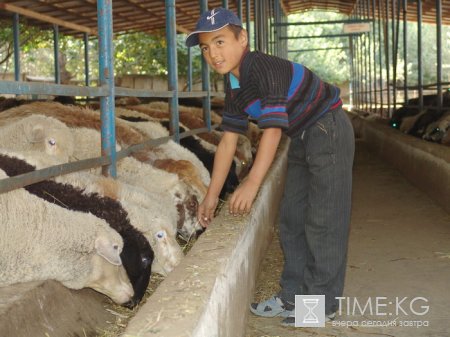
[229,178,259,215]
[197,194,219,228]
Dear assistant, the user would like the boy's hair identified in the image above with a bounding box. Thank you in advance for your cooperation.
[228,24,243,39]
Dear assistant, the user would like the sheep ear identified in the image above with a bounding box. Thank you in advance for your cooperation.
[94,236,122,266]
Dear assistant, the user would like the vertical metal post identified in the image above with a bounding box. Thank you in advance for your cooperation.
[200,0,212,130]
[436,0,443,110]
[363,0,369,110]
[366,0,373,111]
[53,24,60,84]
[254,0,258,50]
[187,47,193,91]
[246,0,251,50]
[377,0,383,115]
[403,0,408,104]
[391,0,397,112]
[222,0,228,8]
[385,0,391,117]
[417,0,423,110]
[84,33,90,87]
[166,0,180,142]
[349,36,355,109]
[358,3,362,109]
[237,0,243,20]
[13,13,20,82]
[97,0,116,177]
[372,0,378,110]
[378,0,384,113]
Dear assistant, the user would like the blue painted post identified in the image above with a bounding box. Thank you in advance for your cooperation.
[200,0,211,130]
[53,24,60,84]
[84,33,90,87]
[13,13,20,82]
[222,0,228,9]
[165,0,180,142]
[97,0,117,177]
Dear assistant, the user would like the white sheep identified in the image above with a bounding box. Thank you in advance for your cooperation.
[0,114,74,162]
[0,153,133,305]
[70,126,204,240]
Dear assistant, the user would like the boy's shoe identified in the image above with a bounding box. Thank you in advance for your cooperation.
[250,296,294,318]
[281,311,336,327]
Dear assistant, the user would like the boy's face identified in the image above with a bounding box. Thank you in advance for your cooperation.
[198,26,248,78]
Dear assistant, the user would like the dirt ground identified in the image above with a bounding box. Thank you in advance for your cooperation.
[246,139,450,337]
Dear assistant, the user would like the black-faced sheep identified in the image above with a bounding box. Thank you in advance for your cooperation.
[0,151,153,308]
[0,154,134,305]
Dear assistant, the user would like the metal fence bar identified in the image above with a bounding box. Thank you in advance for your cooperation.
[97,0,117,177]
[165,0,180,143]
[436,0,443,110]
[417,0,424,110]
[200,0,212,131]
[53,24,60,84]
[0,81,108,96]
[13,13,20,82]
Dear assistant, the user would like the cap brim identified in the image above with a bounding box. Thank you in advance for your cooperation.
[185,23,231,47]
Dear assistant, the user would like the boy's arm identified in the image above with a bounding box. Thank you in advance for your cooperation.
[198,131,239,227]
[229,127,282,215]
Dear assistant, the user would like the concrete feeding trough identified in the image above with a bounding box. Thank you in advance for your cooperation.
[350,111,450,214]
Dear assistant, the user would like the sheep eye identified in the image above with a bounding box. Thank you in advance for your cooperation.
[113,244,119,250]
[156,230,165,239]
[48,138,56,146]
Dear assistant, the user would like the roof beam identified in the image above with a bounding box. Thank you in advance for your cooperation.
[0,3,97,35]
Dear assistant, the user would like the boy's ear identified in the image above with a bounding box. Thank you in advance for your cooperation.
[238,29,248,47]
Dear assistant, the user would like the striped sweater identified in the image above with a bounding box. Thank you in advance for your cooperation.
[220,51,342,138]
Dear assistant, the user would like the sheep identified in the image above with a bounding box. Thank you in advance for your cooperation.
[0,103,205,240]
[46,168,184,277]
[399,110,427,134]
[69,126,203,240]
[145,100,262,150]
[159,119,239,200]
[0,150,154,308]
[0,114,74,162]
[115,107,210,187]
[123,103,252,177]
[0,154,134,305]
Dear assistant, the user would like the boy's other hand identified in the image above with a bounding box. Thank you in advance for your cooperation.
[229,178,259,216]
[198,194,219,228]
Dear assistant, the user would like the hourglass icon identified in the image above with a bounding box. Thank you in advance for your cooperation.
[302,298,320,324]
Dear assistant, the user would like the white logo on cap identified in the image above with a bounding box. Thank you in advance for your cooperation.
[207,9,218,25]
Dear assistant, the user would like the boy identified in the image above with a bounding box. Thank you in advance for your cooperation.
[185,8,354,326]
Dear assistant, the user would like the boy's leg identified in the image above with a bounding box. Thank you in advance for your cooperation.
[278,133,310,305]
[250,133,310,318]
[303,108,355,315]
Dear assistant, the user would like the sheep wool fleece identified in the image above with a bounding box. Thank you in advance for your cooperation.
[220,50,355,315]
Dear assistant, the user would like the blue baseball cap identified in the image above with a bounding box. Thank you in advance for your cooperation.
[185,8,242,47]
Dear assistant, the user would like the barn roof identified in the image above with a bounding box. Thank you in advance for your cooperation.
[0,1,448,37]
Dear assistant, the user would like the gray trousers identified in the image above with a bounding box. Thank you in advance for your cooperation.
[278,108,355,315]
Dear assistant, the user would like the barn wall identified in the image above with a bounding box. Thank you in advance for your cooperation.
[123,136,289,337]
[350,112,450,214]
